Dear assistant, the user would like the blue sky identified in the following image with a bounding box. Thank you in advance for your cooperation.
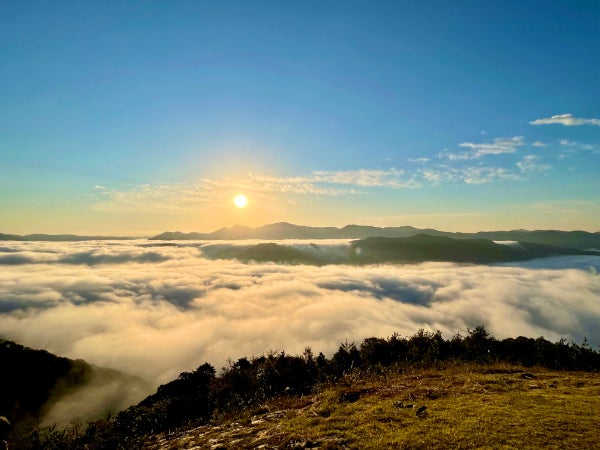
[1,1,599,234]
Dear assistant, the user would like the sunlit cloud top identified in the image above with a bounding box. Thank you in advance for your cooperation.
[1,240,599,385]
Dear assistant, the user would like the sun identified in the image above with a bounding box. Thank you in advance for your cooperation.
[233,194,248,208]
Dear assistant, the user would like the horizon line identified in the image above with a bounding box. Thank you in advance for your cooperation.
[2,222,599,238]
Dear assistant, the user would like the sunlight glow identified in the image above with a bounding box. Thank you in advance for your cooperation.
[233,194,248,208]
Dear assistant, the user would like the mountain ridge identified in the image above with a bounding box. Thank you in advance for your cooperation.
[0,233,137,242]
[151,222,600,250]
[2,223,600,250]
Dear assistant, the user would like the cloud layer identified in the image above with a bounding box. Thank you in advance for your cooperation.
[1,240,599,389]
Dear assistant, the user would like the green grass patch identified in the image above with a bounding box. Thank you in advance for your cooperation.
[255,364,600,449]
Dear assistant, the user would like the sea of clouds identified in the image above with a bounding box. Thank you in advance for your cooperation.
[1,239,599,391]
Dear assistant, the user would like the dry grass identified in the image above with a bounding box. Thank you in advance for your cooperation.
[144,363,600,449]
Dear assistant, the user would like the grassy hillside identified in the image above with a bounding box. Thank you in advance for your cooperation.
[144,364,600,449]
[8,327,600,449]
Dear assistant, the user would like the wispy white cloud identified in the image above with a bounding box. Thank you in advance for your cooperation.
[461,166,521,184]
[439,136,524,160]
[556,140,598,158]
[557,150,577,160]
[244,169,421,191]
[93,182,218,213]
[244,173,351,196]
[420,165,521,185]
[92,169,421,212]
[516,155,551,173]
[310,168,420,189]
[560,139,577,147]
[459,136,524,157]
[558,139,596,151]
[532,141,546,147]
[420,168,459,184]
[530,113,600,127]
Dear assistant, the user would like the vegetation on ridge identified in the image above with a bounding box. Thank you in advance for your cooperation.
[8,327,600,449]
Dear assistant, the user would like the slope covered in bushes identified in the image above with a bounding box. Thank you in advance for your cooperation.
[9,327,600,449]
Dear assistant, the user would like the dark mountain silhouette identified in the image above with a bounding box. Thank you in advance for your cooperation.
[154,223,342,240]
[0,339,149,435]
[151,223,600,250]
[199,234,599,265]
[2,224,599,249]
[235,243,321,264]
[0,233,23,241]
[460,230,600,250]
[349,235,598,264]
[0,233,136,242]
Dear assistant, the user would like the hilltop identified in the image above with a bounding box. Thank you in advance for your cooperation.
[9,328,600,449]
[141,364,600,449]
